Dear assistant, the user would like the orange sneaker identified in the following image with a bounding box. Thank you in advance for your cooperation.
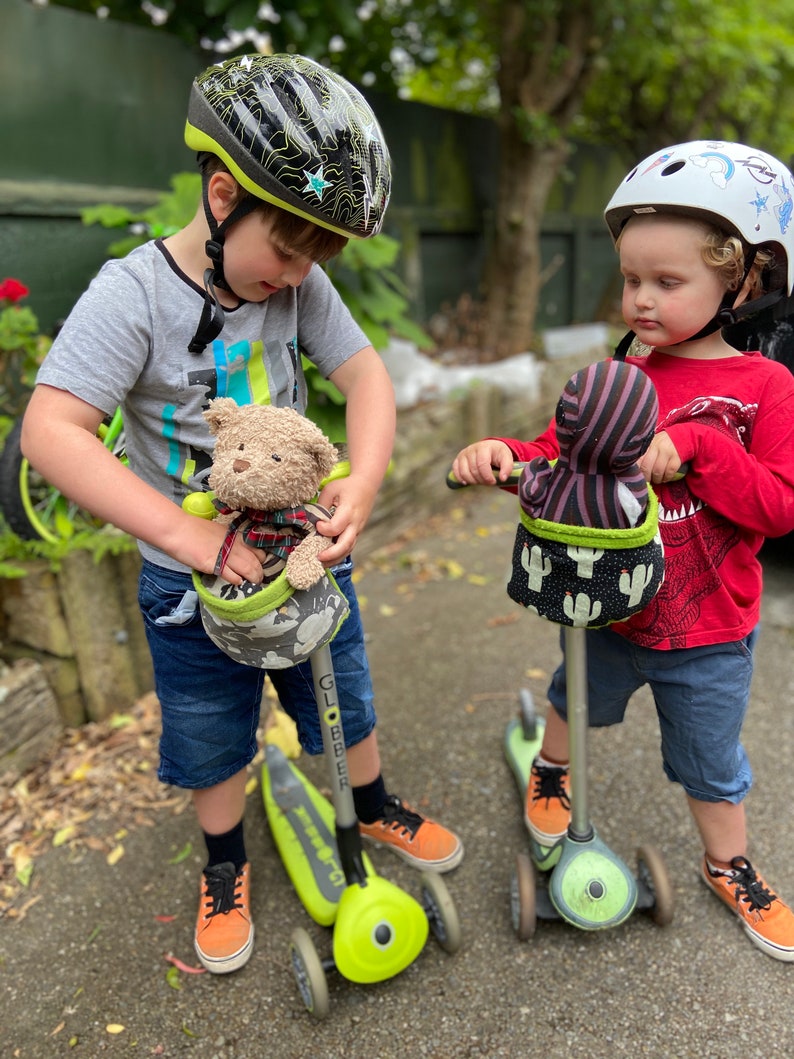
[358,795,463,872]
[701,856,794,962]
[194,861,254,974]
[525,759,571,844]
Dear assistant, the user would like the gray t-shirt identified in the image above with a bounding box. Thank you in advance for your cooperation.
[37,239,369,570]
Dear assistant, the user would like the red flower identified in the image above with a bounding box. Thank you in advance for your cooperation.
[0,278,29,303]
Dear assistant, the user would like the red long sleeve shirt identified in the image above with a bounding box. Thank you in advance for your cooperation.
[498,351,794,649]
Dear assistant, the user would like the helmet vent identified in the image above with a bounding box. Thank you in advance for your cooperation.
[660,160,686,177]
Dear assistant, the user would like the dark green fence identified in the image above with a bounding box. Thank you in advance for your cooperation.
[2,0,622,339]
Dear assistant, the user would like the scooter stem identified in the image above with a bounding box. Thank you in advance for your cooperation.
[564,626,593,841]
[311,642,368,887]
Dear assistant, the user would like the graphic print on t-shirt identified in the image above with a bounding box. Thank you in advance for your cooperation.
[623,393,755,648]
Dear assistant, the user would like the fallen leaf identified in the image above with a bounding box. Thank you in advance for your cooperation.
[52,826,77,848]
[167,842,192,865]
[109,714,134,729]
[106,844,124,866]
[154,914,176,923]
[165,966,181,990]
[467,573,489,585]
[8,843,33,888]
[440,559,465,579]
[379,603,396,617]
[106,1024,125,1034]
[486,612,521,627]
[164,953,206,974]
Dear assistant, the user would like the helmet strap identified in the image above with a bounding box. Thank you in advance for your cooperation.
[188,182,259,354]
[188,268,227,354]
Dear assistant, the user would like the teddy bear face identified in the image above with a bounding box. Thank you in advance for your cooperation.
[204,399,339,512]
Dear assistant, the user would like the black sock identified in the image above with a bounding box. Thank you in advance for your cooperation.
[203,819,246,872]
[353,774,388,824]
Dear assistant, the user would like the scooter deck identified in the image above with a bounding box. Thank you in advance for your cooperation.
[504,715,562,871]
[504,715,544,797]
[262,743,373,926]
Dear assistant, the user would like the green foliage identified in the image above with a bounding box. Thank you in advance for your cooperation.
[0,520,137,576]
[0,281,52,419]
[576,0,794,163]
[327,235,433,354]
[81,173,202,257]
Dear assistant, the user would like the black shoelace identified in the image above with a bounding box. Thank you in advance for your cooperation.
[725,857,776,912]
[203,863,244,918]
[380,796,424,838]
[531,763,571,810]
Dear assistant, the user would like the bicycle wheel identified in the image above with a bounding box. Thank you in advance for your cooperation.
[0,414,126,543]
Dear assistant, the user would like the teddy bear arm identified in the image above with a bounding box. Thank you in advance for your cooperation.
[285,534,329,590]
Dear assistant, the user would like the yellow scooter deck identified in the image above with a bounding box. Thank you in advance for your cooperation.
[262,743,373,926]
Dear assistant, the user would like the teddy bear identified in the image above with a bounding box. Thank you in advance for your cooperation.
[203,397,340,591]
[190,399,350,670]
[506,358,665,628]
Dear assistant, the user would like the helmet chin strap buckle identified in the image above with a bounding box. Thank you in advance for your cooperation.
[205,238,224,263]
[717,307,738,326]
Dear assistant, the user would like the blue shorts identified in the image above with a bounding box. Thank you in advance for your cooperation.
[138,557,377,789]
[547,625,758,804]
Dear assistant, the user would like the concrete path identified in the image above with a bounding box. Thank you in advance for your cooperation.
[3,485,793,1058]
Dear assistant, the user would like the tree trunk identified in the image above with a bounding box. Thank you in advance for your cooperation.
[483,136,570,360]
[482,0,600,360]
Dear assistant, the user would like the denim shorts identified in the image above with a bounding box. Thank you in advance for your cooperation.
[546,624,758,804]
[138,557,377,789]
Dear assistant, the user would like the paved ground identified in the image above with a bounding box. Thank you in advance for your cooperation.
[3,486,794,1059]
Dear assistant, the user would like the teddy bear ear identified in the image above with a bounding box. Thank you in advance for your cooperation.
[203,397,240,435]
[314,436,339,477]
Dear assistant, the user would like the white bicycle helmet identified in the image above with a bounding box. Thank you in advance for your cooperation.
[605,141,794,350]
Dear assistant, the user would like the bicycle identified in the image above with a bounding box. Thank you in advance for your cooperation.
[0,407,126,543]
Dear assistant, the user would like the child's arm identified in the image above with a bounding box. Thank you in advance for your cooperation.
[21,384,266,585]
[315,345,395,564]
[452,440,516,486]
[451,416,560,486]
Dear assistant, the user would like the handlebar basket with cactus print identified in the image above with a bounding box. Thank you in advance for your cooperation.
[506,489,663,628]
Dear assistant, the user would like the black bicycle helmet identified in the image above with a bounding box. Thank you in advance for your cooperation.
[184,53,392,353]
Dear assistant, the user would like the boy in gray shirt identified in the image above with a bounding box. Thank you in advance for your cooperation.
[23,53,462,974]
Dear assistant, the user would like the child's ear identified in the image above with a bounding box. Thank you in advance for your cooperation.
[207,171,241,224]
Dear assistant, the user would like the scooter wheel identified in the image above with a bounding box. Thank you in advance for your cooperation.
[420,872,462,954]
[289,927,330,1019]
[511,852,536,941]
[518,688,538,741]
[636,844,674,927]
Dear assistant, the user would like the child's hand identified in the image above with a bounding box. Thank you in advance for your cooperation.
[174,515,265,586]
[315,473,377,565]
[638,431,684,484]
[451,440,515,486]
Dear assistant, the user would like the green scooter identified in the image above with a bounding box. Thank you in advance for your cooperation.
[262,640,461,1018]
[504,629,674,938]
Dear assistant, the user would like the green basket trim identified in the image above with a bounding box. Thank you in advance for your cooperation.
[192,567,342,621]
[517,487,659,550]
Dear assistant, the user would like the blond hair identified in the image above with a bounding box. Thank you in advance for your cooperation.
[700,226,775,297]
